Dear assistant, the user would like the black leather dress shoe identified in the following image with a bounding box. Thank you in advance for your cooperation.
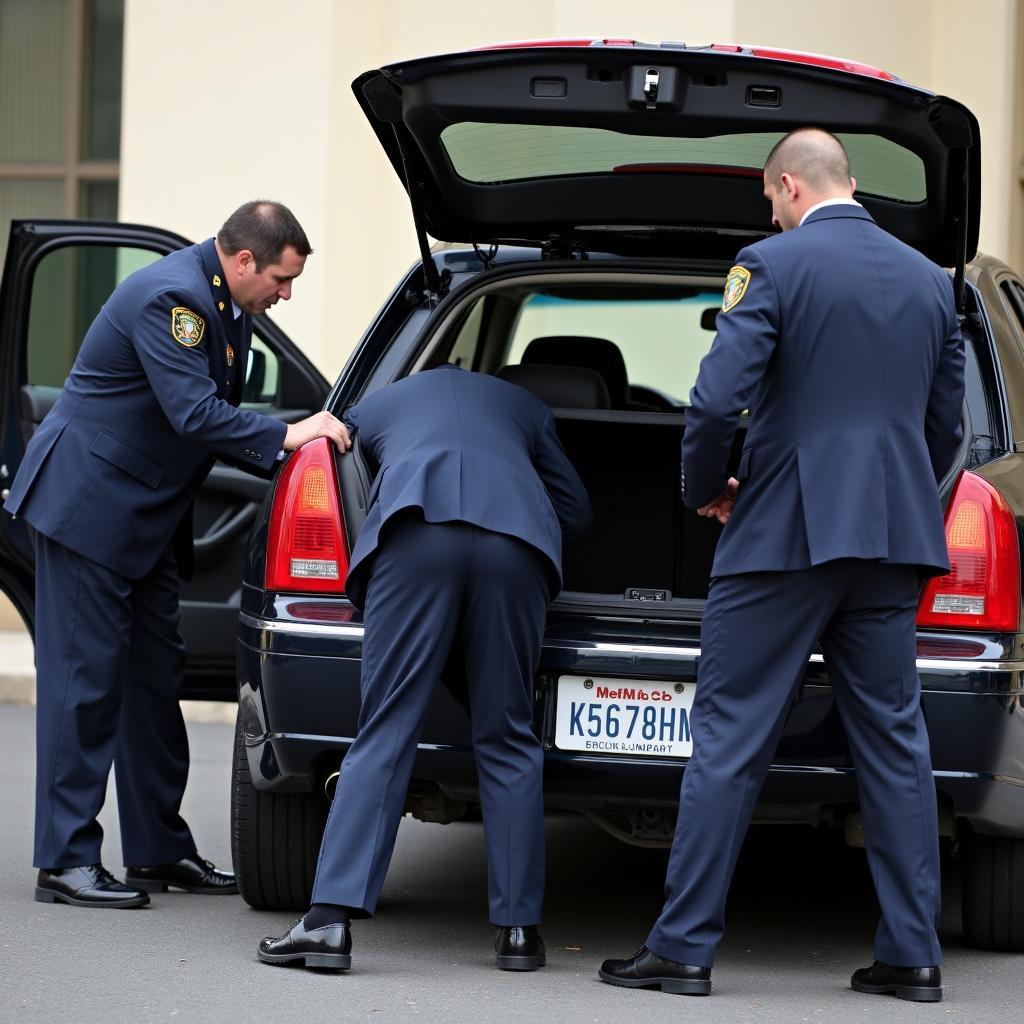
[851,961,942,1002]
[599,946,711,995]
[35,864,150,908]
[257,917,352,971]
[124,854,237,894]
[495,925,546,971]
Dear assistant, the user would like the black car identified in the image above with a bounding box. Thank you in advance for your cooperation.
[4,39,1024,951]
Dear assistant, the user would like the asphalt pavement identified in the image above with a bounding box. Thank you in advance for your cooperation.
[0,702,1019,1023]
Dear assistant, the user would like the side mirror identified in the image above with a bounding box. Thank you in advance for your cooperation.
[700,308,720,331]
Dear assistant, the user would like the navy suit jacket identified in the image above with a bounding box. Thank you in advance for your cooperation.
[343,365,591,609]
[5,238,287,580]
[683,204,965,578]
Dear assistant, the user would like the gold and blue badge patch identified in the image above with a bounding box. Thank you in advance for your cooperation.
[722,265,751,313]
[171,306,205,347]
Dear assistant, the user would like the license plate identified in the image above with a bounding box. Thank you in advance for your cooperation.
[554,675,696,758]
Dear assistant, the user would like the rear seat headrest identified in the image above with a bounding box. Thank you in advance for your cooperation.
[496,363,611,410]
[522,335,629,409]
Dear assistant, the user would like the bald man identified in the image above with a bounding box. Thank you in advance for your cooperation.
[599,128,963,1002]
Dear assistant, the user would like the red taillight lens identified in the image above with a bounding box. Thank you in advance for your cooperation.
[265,438,349,594]
[917,471,1020,632]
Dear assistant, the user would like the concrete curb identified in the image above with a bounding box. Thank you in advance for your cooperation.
[0,629,237,724]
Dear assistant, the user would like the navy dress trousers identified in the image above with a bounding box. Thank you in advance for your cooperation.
[310,365,591,925]
[649,204,964,969]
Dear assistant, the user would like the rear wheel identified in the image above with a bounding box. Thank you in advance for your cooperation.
[230,711,329,910]
[961,831,1024,951]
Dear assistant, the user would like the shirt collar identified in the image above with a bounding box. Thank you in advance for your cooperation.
[799,197,862,226]
[199,237,240,324]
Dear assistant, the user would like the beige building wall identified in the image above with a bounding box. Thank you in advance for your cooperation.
[737,0,1020,265]
[122,0,1022,376]
[928,0,1019,266]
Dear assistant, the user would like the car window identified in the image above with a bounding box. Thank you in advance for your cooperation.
[447,298,486,370]
[440,125,927,203]
[26,244,160,386]
[26,242,283,405]
[505,291,721,404]
[241,334,281,407]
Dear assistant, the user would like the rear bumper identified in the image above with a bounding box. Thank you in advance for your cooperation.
[237,608,1024,836]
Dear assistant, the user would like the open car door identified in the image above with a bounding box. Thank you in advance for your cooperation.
[0,220,329,698]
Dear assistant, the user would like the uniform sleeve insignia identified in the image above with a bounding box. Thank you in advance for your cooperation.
[171,306,205,347]
[722,265,751,313]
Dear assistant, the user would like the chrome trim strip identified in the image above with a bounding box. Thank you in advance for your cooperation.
[914,657,1024,671]
[240,615,1024,673]
[810,651,1024,672]
[542,637,701,658]
[239,612,364,639]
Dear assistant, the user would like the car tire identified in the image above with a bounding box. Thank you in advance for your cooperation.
[230,711,329,910]
[961,831,1024,951]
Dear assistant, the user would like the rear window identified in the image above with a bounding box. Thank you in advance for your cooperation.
[505,290,721,405]
[439,124,926,203]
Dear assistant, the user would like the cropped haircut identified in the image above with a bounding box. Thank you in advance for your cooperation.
[763,128,852,192]
[217,201,312,270]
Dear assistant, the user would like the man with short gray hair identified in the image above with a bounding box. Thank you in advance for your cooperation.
[600,128,963,1002]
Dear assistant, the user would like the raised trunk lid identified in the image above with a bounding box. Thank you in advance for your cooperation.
[353,39,979,287]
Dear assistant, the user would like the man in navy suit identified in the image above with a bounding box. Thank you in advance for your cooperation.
[6,201,351,908]
[600,129,964,1001]
[258,364,591,972]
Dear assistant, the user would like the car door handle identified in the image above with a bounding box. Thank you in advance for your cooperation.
[192,502,259,562]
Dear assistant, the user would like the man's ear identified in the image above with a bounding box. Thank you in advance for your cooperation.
[779,171,799,200]
[234,249,255,275]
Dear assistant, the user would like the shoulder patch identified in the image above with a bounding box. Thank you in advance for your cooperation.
[722,265,751,313]
[171,306,205,347]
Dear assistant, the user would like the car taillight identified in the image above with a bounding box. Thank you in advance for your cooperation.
[917,471,1020,632]
[722,45,898,81]
[265,438,348,594]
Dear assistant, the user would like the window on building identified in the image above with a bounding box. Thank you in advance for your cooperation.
[0,0,124,265]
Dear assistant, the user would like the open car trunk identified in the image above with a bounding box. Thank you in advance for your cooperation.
[555,410,742,604]
[338,405,739,614]
[335,39,986,614]
[335,254,984,622]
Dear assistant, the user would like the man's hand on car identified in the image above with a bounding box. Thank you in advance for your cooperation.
[697,477,739,524]
[284,411,352,453]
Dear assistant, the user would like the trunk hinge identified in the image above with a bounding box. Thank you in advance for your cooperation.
[391,125,449,306]
[472,242,499,270]
[542,234,589,261]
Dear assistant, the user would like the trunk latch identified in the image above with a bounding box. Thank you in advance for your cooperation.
[628,65,682,111]
[643,68,660,109]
